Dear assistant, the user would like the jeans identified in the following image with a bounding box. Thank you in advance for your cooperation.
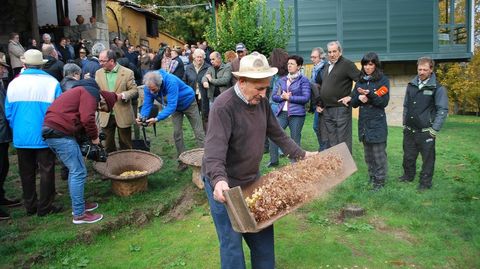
[269,111,305,164]
[45,137,87,216]
[203,176,275,269]
[172,100,205,158]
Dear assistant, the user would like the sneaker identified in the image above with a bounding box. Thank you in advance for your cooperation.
[0,208,10,220]
[38,205,64,217]
[73,211,103,224]
[0,198,22,208]
[71,202,99,215]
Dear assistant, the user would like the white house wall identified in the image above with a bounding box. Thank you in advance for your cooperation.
[37,0,93,27]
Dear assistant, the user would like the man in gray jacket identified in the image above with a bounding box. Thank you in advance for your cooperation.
[202,51,232,106]
[400,56,448,190]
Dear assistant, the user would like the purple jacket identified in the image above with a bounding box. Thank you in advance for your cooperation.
[272,74,311,117]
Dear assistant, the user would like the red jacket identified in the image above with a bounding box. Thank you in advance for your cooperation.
[43,86,99,140]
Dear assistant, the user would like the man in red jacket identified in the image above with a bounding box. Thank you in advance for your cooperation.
[42,78,117,224]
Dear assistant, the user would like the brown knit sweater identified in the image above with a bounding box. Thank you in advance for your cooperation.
[201,87,305,188]
[319,56,360,107]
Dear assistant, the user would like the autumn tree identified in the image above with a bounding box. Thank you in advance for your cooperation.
[204,0,293,55]
[436,0,480,115]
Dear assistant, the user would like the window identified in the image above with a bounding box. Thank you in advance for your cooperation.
[438,0,467,45]
[146,17,158,37]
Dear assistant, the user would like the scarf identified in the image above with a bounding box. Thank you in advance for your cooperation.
[287,72,300,82]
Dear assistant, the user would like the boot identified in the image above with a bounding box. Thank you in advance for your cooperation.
[372,177,385,191]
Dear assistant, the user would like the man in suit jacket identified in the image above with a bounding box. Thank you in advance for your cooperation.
[95,49,138,152]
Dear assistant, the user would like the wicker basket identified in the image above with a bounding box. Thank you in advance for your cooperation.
[93,150,163,196]
[178,148,204,189]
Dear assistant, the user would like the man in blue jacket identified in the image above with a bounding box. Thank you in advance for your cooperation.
[5,49,62,216]
[138,70,204,171]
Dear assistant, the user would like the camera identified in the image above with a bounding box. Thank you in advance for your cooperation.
[139,116,149,127]
[79,133,108,162]
[80,142,108,162]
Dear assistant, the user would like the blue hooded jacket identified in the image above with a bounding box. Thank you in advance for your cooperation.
[141,69,195,121]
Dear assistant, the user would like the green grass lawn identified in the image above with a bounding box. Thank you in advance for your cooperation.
[1,114,479,269]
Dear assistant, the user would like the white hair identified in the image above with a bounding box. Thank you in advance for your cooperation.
[192,48,205,59]
[91,43,106,57]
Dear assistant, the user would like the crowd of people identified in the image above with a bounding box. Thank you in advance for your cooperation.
[0,31,449,267]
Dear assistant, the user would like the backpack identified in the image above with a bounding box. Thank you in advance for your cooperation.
[308,65,325,112]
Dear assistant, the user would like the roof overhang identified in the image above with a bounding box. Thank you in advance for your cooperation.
[120,1,165,21]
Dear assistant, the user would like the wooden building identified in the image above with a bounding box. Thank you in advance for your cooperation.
[266,0,474,125]
[106,0,186,50]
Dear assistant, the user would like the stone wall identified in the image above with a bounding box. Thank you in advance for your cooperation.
[383,62,417,127]
[64,22,109,50]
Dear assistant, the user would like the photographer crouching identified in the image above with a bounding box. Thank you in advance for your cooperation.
[42,78,117,224]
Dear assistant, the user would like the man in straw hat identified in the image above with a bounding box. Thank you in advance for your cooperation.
[0,57,22,220]
[201,52,317,268]
[5,49,63,217]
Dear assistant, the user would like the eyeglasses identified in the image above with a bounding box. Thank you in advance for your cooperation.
[80,51,86,54]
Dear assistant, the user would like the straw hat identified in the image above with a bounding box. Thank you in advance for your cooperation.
[0,55,9,67]
[21,49,48,65]
[232,52,278,79]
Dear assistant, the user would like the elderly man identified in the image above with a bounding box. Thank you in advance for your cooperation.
[138,70,204,171]
[95,49,138,153]
[400,57,448,190]
[310,47,328,151]
[42,43,64,82]
[202,51,232,106]
[5,49,62,216]
[202,52,316,268]
[60,63,81,92]
[0,58,21,220]
[82,42,105,79]
[319,41,360,153]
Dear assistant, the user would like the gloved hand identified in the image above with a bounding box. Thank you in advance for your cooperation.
[427,127,437,138]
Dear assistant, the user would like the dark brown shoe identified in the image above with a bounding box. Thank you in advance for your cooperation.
[38,205,64,217]
[0,208,10,220]
[398,175,414,182]
[0,198,22,208]
[177,162,188,172]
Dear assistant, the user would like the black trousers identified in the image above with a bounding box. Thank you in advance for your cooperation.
[0,143,9,200]
[402,129,436,187]
[17,148,56,214]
